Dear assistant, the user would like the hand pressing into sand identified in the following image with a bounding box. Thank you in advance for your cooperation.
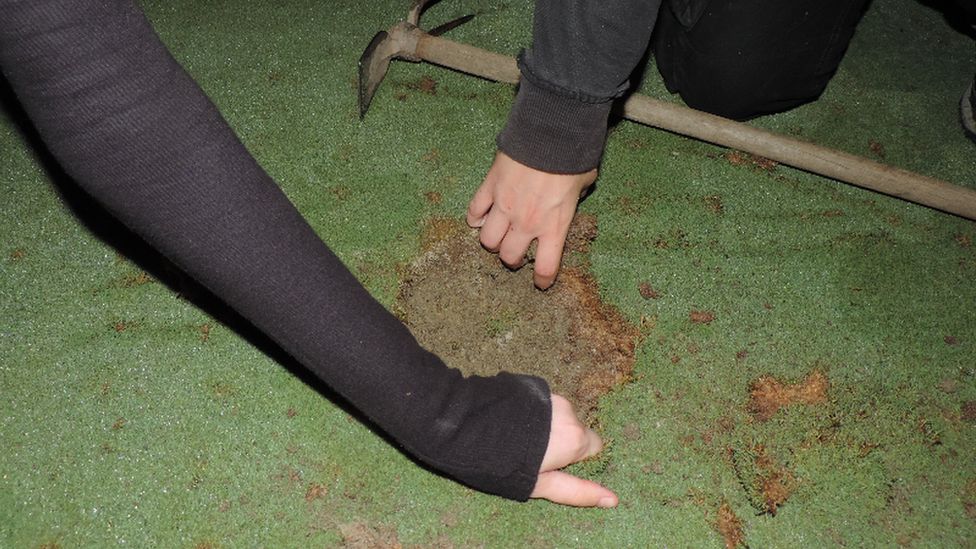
[530,394,618,508]
[467,152,596,290]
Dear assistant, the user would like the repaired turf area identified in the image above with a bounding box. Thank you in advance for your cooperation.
[398,214,638,423]
[2,0,974,547]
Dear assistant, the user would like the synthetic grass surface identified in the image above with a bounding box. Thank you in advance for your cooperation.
[2,0,975,546]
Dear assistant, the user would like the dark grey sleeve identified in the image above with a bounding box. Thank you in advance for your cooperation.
[497,0,662,173]
[0,0,551,501]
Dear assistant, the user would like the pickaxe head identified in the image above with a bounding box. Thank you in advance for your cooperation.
[357,31,392,120]
[357,23,420,120]
[358,0,474,119]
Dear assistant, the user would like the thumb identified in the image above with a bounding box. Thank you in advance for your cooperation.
[528,394,618,508]
[466,179,495,228]
[530,471,619,508]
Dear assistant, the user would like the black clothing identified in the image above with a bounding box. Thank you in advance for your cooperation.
[498,0,870,173]
[655,0,871,120]
[0,0,551,501]
[497,0,661,174]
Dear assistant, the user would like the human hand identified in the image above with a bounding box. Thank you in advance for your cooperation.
[466,152,596,290]
[530,394,618,508]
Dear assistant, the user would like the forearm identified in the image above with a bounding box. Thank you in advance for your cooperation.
[0,0,550,500]
[498,0,661,173]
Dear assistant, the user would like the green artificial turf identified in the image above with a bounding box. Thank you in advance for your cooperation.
[2,0,975,546]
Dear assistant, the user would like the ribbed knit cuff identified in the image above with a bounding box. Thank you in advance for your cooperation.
[497,71,612,174]
[443,373,553,501]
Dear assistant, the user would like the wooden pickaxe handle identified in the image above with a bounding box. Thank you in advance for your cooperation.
[412,30,976,221]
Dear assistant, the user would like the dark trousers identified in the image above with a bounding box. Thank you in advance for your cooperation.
[653,0,872,120]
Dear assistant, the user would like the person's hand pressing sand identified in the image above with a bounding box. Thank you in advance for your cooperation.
[530,394,618,508]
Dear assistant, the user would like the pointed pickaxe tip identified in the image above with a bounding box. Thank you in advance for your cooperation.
[357,30,392,120]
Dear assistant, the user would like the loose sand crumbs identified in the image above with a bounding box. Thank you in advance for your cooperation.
[396,214,638,423]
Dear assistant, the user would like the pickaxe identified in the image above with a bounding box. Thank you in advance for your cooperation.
[359,0,976,221]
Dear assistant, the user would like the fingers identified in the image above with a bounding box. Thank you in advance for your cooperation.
[533,231,569,290]
[530,394,617,508]
[466,180,495,228]
[479,215,553,273]
[542,394,603,470]
[480,217,568,281]
[478,209,510,252]
[580,427,604,461]
[498,229,534,269]
[468,151,595,288]
[530,471,618,508]
[542,422,603,468]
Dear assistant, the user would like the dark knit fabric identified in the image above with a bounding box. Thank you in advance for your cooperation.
[497,0,871,171]
[0,0,551,501]
[496,75,613,174]
[654,0,870,121]
[496,0,661,173]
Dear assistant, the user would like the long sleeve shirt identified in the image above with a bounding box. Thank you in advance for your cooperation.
[497,0,663,173]
[0,0,551,501]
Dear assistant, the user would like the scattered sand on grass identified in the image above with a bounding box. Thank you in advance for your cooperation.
[748,369,829,422]
[338,522,402,549]
[118,271,152,288]
[754,445,796,516]
[406,75,438,95]
[729,443,798,516]
[715,501,746,549]
[724,150,778,171]
[758,468,795,515]
[397,215,638,422]
[305,482,328,502]
[638,281,660,300]
[962,401,976,423]
[704,195,725,216]
[964,479,976,520]
[690,310,716,324]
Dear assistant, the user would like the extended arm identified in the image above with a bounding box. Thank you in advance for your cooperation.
[468,0,661,288]
[1,0,555,500]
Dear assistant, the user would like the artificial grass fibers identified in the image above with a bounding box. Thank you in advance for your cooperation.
[2,0,975,546]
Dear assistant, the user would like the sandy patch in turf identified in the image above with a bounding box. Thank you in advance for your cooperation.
[396,214,638,423]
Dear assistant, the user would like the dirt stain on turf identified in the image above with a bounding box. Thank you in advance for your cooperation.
[638,281,660,300]
[397,215,638,423]
[748,369,829,422]
[406,75,438,95]
[704,194,725,216]
[754,445,795,515]
[305,482,328,502]
[961,401,976,423]
[338,522,401,548]
[964,479,976,519]
[731,444,797,516]
[690,310,716,324]
[715,501,746,548]
[724,150,778,171]
[118,270,153,288]
[199,323,212,342]
[868,139,886,159]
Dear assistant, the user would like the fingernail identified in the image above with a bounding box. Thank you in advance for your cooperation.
[597,497,617,508]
